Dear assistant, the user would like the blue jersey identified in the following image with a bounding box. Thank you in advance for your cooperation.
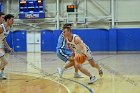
[56,33,69,50]
[56,33,72,62]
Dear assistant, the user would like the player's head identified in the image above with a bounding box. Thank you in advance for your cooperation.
[62,26,72,38]
[4,14,14,26]
[0,12,5,24]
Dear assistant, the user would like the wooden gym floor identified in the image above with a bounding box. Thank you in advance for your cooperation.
[0,52,140,93]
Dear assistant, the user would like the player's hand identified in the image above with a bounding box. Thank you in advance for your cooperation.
[81,53,87,58]
[72,52,75,57]
[69,56,74,62]
[8,48,12,51]
[8,48,14,54]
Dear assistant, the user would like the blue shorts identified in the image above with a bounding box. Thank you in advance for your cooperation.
[56,49,72,62]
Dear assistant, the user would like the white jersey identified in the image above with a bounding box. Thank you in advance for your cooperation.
[66,34,93,61]
[0,24,10,48]
[66,34,88,53]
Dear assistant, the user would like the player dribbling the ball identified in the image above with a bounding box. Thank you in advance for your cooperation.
[62,26,103,84]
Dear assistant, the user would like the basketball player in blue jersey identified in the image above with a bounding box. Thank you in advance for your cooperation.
[56,24,83,78]
[62,26,103,84]
[0,12,6,79]
[0,14,14,79]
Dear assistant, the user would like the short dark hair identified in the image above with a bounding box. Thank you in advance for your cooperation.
[62,26,72,32]
[4,14,14,22]
[0,12,5,16]
[63,23,72,27]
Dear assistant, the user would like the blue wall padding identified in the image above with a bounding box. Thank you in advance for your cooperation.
[41,28,140,52]
[12,30,27,52]
[72,29,109,51]
[117,28,140,51]
[6,28,140,52]
[41,30,55,52]
[109,28,117,51]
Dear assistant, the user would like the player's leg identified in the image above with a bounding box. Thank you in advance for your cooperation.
[76,63,96,84]
[56,49,74,68]
[1,68,4,76]
[0,49,8,70]
[0,56,8,79]
[86,50,103,77]
[68,56,84,78]
[76,64,91,77]
[88,59,103,76]
[56,49,74,77]
[64,56,75,69]
[0,48,9,79]
[56,49,83,78]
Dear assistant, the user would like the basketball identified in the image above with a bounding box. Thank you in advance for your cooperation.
[75,53,87,64]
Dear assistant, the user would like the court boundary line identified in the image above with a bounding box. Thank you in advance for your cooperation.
[9,72,71,93]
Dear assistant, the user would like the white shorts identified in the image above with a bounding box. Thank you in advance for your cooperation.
[85,49,93,61]
[75,48,93,61]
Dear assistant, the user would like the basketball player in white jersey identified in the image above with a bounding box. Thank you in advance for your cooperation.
[0,12,6,79]
[0,14,14,79]
[62,26,103,84]
[56,24,83,78]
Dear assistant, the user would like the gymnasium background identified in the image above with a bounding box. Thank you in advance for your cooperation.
[0,0,140,53]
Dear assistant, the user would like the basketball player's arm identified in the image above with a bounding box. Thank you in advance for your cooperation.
[0,27,6,41]
[75,37,87,55]
[3,38,12,51]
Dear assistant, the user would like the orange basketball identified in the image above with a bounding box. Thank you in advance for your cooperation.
[75,53,87,64]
